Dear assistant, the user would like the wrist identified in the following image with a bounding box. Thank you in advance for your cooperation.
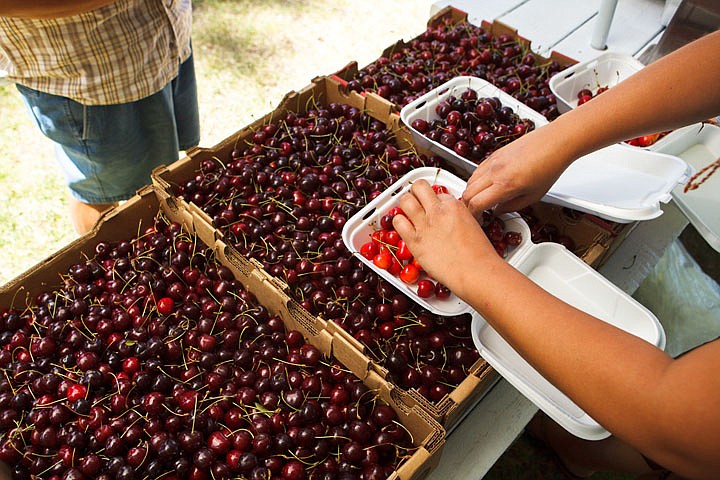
[453,251,509,303]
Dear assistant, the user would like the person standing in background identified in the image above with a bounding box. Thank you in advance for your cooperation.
[0,0,200,233]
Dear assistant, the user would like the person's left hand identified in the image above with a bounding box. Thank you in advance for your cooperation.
[392,179,499,297]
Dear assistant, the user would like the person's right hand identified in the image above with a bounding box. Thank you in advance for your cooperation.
[461,127,575,217]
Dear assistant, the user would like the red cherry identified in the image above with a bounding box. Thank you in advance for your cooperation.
[435,283,452,299]
[359,241,378,260]
[370,230,385,245]
[157,297,174,315]
[383,230,401,247]
[66,383,87,402]
[577,94,593,105]
[396,240,413,262]
[122,356,140,375]
[378,322,395,339]
[387,257,403,276]
[372,252,393,270]
[416,279,435,298]
[399,264,420,284]
[387,206,404,217]
[431,184,449,195]
[281,460,306,480]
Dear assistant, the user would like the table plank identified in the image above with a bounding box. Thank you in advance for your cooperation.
[430,0,528,25]
[550,0,667,61]
[497,0,601,55]
[427,379,537,479]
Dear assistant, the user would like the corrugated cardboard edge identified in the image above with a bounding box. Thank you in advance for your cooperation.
[359,367,445,480]
[442,363,501,432]
[212,236,332,353]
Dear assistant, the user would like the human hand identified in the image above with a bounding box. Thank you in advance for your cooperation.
[392,180,499,296]
[462,128,573,217]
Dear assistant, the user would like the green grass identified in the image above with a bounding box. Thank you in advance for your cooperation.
[0,83,75,282]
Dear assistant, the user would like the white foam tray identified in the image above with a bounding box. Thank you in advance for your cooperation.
[400,76,549,176]
[549,52,645,114]
[654,123,720,252]
[543,143,692,223]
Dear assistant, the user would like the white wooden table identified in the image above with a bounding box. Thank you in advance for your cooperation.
[430,0,676,62]
[425,1,687,477]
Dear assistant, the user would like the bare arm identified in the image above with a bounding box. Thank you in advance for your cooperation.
[0,0,117,18]
[463,29,720,215]
[394,180,720,479]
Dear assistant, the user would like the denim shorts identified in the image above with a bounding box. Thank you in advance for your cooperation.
[16,54,200,204]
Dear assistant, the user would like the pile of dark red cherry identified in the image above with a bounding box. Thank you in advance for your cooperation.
[175,102,521,404]
[410,87,538,163]
[0,215,418,480]
[343,18,565,120]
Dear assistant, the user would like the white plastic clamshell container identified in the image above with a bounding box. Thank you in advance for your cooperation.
[549,52,645,114]
[400,76,549,176]
[653,123,720,252]
[543,143,692,223]
[470,239,666,440]
[341,167,528,316]
[344,167,667,440]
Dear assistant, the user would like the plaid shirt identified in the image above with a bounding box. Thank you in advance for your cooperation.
[0,0,192,105]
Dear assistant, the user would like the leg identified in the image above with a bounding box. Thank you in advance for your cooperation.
[15,60,198,227]
[68,197,117,234]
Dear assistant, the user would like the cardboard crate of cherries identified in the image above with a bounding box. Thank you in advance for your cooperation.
[0,188,443,480]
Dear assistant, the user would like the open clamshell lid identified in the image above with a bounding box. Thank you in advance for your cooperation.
[543,144,692,223]
[399,76,691,223]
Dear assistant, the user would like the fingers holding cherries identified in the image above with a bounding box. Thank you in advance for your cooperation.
[378,180,521,297]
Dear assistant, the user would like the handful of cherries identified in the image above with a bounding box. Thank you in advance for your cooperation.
[360,184,522,301]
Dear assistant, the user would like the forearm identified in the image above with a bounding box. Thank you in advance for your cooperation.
[0,0,117,18]
[539,30,720,169]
